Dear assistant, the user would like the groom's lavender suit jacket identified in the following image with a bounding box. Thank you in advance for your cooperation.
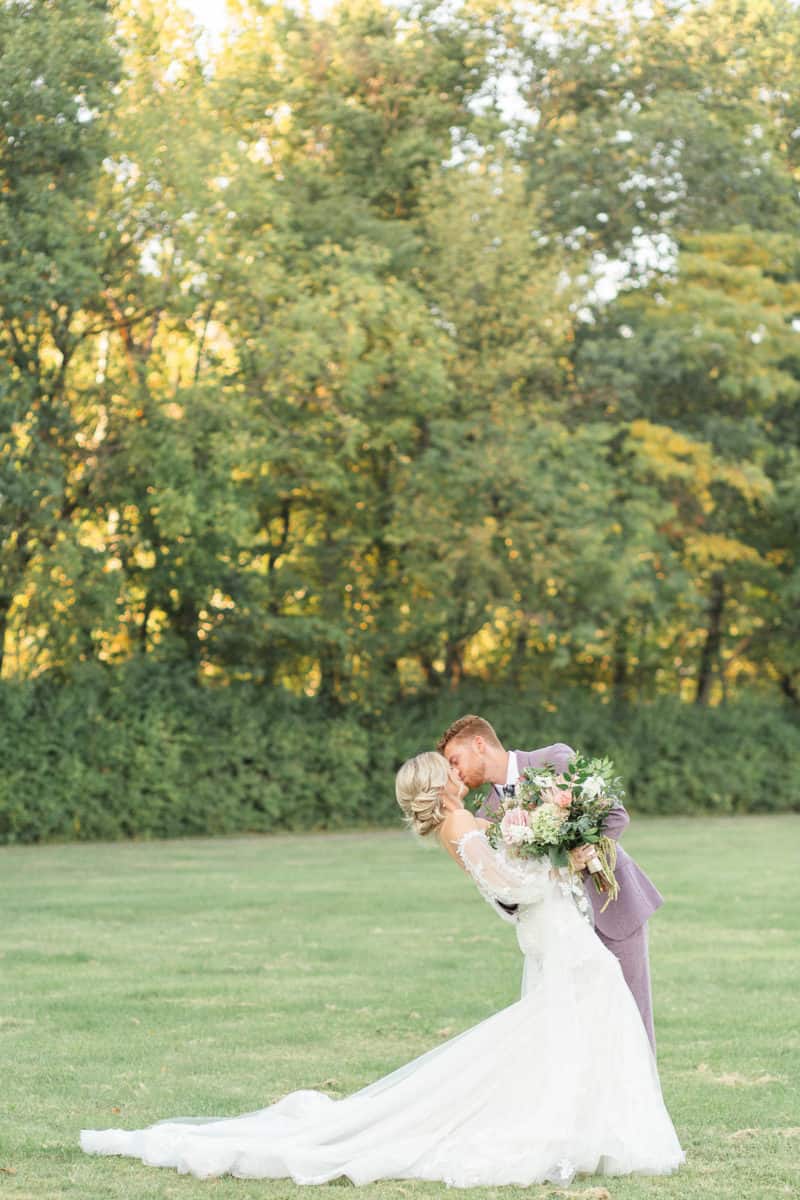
[476,744,663,939]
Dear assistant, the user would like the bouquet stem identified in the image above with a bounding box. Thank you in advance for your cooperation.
[584,837,619,912]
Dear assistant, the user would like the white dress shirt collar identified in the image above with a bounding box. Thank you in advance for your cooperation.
[504,751,520,792]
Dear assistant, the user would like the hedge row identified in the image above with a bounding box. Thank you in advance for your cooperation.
[1,664,798,843]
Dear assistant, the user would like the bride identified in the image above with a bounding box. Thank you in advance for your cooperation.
[80,752,684,1188]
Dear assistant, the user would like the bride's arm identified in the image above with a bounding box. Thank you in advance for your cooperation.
[439,811,547,909]
[457,831,548,907]
[437,810,521,923]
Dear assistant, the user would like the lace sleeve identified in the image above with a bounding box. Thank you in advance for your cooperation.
[456,830,548,908]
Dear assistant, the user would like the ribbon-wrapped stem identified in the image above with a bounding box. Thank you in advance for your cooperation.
[574,836,619,913]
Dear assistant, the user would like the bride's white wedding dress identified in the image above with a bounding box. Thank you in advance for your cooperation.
[81,831,684,1187]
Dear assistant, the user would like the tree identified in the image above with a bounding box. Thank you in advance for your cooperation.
[510,0,800,259]
[0,0,120,674]
[573,229,799,701]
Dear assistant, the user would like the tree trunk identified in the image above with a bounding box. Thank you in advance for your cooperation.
[612,620,629,707]
[510,623,529,690]
[317,528,344,710]
[173,593,201,664]
[318,643,342,709]
[140,591,153,654]
[0,599,8,677]
[419,652,442,689]
[780,673,800,707]
[695,573,725,706]
[445,639,464,688]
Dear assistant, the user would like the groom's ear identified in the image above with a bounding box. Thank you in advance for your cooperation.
[473,735,485,754]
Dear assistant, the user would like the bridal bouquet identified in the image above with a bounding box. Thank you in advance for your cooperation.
[485,754,625,911]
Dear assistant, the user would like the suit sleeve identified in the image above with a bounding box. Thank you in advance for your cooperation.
[601,802,630,841]
[546,742,575,774]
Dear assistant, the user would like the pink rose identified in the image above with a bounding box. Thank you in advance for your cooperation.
[542,785,573,810]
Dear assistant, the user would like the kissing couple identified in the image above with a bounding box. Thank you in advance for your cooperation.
[82,714,684,1187]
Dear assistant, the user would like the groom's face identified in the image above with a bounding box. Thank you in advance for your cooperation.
[443,736,486,790]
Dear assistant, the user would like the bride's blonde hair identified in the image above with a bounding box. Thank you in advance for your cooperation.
[395,751,450,838]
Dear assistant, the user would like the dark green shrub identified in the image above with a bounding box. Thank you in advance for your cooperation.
[0,666,797,844]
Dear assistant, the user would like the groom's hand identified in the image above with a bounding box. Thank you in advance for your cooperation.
[568,845,596,872]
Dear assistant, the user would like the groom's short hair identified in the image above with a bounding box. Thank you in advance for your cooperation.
[437,715,502,753]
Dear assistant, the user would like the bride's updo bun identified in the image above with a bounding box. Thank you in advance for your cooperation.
[395,751,450,837]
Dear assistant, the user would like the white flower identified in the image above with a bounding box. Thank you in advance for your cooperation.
[528,773,553,789]
[580,774,606,800]
[500,808,534,846]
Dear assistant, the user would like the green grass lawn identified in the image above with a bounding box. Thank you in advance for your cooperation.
[1,816,798,1200]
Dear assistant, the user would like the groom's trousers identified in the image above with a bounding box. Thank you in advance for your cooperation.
[596,923,655,1052]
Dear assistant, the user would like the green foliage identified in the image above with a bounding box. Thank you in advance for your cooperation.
[0,669,797,844]
[513,0,800,252]
[2,0,800,764]
[0,0,121,673]
[0,665,372,843]
[444,683,800,816]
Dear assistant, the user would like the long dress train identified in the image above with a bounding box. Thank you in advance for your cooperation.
[80,831,684,1187]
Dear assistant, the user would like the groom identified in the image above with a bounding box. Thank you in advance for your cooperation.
[437,714,663,1050]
